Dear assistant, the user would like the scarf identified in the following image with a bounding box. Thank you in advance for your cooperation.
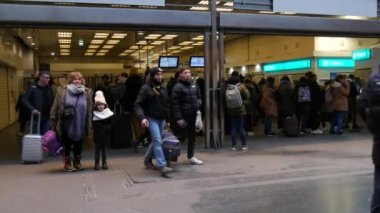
[64,88,87,141]
[67,84,85,95]
[93,108,114,121]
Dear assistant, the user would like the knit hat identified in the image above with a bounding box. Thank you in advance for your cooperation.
[94,90,107,105]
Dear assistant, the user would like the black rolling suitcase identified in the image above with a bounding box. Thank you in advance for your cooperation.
[283,116,299,137]
[110,102,132,148]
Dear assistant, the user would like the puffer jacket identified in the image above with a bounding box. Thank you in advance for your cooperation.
[134,83,170,121]
[22,83,54,118]
[171,79,200,120]
[331,81,350,112]
[277,80,294,115]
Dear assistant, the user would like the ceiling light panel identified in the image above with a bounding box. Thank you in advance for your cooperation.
[192,42,204,46]
[111,33,127,39]
[98,49,109,53]
[129,46,139,50]
[179,41,194,45]
[136,41,148,45]
[168,46,181,50]
[119,53,128,56]
[123,50,135,53]
[91,40,104,44]
[151,41,165,45]
[57,32,72,38]
[60,53,70,56]
[60,44,70,48]
[88,45,100,49]
[94,33,109,38]
[198,0,220,5]
[59,39,71,44]
[96,53,106,56]
[147,34,162,37]
[102,45,115,49]
[224,2,233,6]
[181,46,194,50]
[86,49,96,53]
[145,37,159,40]
[190,6,208,10]
[216,8,233,12]
[192,35,204,40]
[106,40,121,44]
[60,49,70,53]
[85,53,94,56]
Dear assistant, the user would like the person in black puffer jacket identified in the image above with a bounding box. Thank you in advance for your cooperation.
[134,67,173,176]
[22,71,54,135]
[171,66,203,165]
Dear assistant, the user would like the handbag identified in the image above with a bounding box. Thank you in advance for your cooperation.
[195,110,203,133]
[62,95,79,120]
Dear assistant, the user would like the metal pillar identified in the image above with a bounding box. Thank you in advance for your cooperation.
[204,29,211,149]
[218,29,225,147]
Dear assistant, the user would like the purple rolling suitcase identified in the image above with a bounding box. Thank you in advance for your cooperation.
[21,114,43,163]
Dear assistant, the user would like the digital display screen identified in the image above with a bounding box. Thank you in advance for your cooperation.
[189,56,205,68]
[158,56,179,68]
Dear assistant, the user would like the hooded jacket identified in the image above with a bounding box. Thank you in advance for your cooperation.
[227,76,250,116]
[331,80,350,111]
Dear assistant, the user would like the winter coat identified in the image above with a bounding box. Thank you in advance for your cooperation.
[171,78,200,120]
[260,85,278,117]
[321,85,333,113]
[244,82,259,115]
[134,83,170,121]
[93,117,113,145]
[308,79,323,111]
[22,83,54,119]
[277,80,294,115]
[331,81,350,112]
[50,86,93,137]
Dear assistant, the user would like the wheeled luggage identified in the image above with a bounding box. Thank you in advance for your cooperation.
[21,114,43,163]
[110,102,132,148]
[162,130,180,166]
[283,116,299,137]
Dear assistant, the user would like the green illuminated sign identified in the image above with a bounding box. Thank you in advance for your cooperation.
[318,58,355,68]
[352,48,371,60]
[263,59,311,72]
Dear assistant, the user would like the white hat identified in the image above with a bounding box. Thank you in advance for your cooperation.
[94,90,107,105]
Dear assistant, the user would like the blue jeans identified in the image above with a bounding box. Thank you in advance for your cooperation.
[264,115,273,134]
[230,116,246,147]
[144,118,167,168]
[331,111,346,133]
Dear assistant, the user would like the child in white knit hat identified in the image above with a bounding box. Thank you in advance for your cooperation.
[93,90,114,170]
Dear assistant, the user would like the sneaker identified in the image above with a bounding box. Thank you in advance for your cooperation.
[232,146,237,151]
[188,157,203,165]
[159,166,174,174]
[241,146,248,151]
[299,131,305,135]
[311,129,323,135]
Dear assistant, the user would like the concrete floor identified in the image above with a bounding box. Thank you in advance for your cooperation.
[0,123,375,213]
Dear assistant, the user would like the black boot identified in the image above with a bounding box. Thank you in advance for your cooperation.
[74,156,85,171]
[102,161,108,170]
[94,160,100,170]
[64,156,76,172]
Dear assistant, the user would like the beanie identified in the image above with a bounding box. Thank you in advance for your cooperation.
[94,90,107,105]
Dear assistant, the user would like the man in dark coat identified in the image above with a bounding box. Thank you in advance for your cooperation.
[277,76,294,129]
[22,71,54,135]
[358,68,380,213]
[306,72,323,134]
[171,67,203,165]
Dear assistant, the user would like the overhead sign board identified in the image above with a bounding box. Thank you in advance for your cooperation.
[13,0,165,6]
[318,58,355,68]
[263,58,311,72]
[352,48,371,61]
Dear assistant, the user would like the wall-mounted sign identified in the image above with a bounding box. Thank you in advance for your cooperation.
[14,0,165,6]
[263,58,311,72]
[352,48,371,61]
[318,58,355,68]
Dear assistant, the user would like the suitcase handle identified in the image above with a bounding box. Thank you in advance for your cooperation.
[29,113,41,135]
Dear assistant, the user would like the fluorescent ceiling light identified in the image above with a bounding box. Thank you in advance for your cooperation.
[224,2,233,6]
[60,49,70,53]
[96,53,106,56]
[151,41,165,45]
[147,34,162,37]
[280,12,296,15]
[106,40,121,44]
[98,49,109,53]
[192,42,204,46]
[111,33,127,39]
[123,50,134,53]
[136,41,148,45]
[168,46,180,50]
[88,45,100,49]
[85,53,94,56]
[216,8,233,12]
[190,6,208,11]
[58,32,72,38]
[129,46,139,50]
[198,1,220,5]
[31,43,36,46]
[119,53,128,56]
[181,46,194,50]
[192,36,204,40]
[86,49,96,53]
[27,36,32,39]
[102,45,114,49]
[179,41,194,45]
[259,11,275,14]
[60,53,70,56]
[94,33,109,38]
[341,15,367,20]
[59,39,71,44]
[145,37,159,40]
[60,45,70,48]
[91,40,104,44]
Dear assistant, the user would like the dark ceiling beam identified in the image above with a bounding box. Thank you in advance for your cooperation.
[0,3,210,30]
[220,13,380,37]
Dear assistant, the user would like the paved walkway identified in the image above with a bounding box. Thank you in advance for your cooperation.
[0,123,375,213]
